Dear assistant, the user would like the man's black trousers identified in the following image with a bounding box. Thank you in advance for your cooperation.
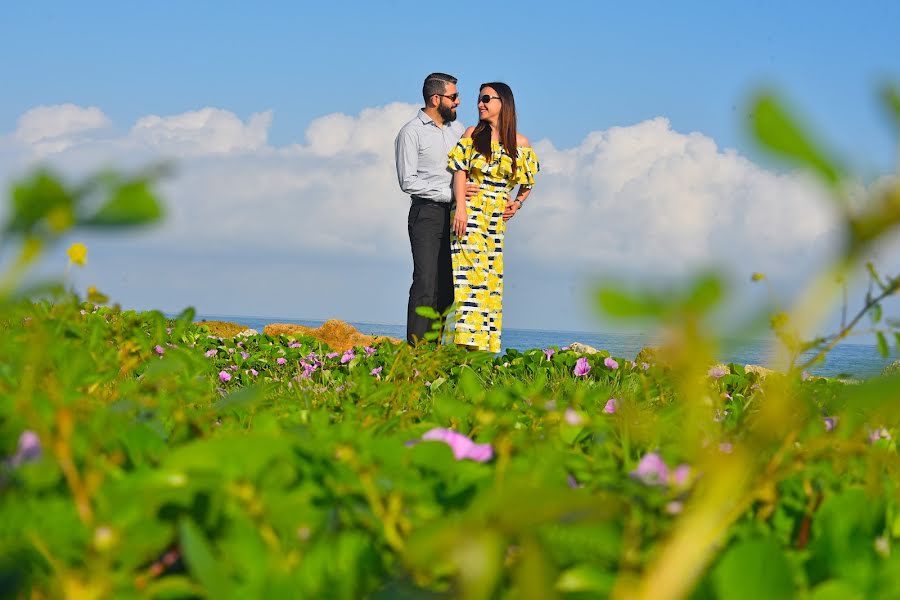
[407,197,453,345]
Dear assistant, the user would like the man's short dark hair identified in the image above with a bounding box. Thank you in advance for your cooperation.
[422,73,458,104]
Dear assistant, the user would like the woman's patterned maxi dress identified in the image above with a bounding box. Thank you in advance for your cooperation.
[446,137,540,352]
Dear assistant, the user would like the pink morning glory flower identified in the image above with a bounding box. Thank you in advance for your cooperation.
[240,352,250,360]
[326,351,340,359]
[249,369,259,377]
[341,349,355,364]
[708,366,727,379]
[289,342,302,349]
[823,416,837,432]
[604,357,619,370]
[371,366,383,377]
[543,348,555,360]
[219,371,231,383]
[641,362,650,370]
[364,346,376,356]
[573,357,591,377]
[631,452,669,486]
[869,427,892,443]
[564,407,583,425]
[671,464,691,487]
[604,398,618,414]
[276,357,287,366]
[9,430,42,467]
[154,345,165,356]
[420,428,493,462]
[205,349,217,358]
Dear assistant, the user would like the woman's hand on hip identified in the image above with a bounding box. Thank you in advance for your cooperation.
[502,200,520,222]
[453,206,468,237]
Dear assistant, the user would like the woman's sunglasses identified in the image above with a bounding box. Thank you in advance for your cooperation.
[478,95,501,104]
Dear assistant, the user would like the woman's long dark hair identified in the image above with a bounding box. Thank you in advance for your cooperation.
[472,82,517,179]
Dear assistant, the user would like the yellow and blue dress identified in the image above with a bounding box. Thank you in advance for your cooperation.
[446,137,540,352]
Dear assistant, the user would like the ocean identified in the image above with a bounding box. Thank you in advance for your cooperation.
[194,314,899,379]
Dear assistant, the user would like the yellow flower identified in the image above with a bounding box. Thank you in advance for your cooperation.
[87,285,109,304]
[67,243,87,267]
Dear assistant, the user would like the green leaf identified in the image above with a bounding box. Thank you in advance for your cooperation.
[683,272,724,314]
[876,331,889,358]
[179,519,233,600]
[6,170,75,235]
[809,580,864,600]
[414,305,441,320]
[596,287,664,319]
[712,537,794,600]
[83,179,163,227]
[556,564,616,594]
[882,84,900,131]
[750,93,841,186]
[871,303,883,324]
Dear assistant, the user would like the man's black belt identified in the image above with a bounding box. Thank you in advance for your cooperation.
[411,196,450,207]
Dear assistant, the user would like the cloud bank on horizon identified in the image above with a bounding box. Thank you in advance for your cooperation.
[2,101,893,334]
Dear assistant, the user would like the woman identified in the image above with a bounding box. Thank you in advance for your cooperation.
[446,82,539,352]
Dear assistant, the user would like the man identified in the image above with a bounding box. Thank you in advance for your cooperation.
[395,72,465,345]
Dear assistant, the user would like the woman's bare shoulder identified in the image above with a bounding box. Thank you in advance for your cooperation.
[462,126,476,137]
[516,132,531,147]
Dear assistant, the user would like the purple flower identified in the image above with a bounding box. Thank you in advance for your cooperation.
[564,407,583,426]
[567,473,584,489]
[205,349,217,358]
[719,442,733,454]
[631,452,669,486]
[641,362,650,371]
[326,351,340,359]
[671,464,691,487]
[708,366,727,379]
[420,428,493,462]
[154,345,165,356]
[573,357,591,377]
[603,398,618,414]
[341,349,355,364]
[218,370,231,383]
[166,327,172,335]
[824,416,837,432]
[289,342,302,349]
[543,348,555,360]
[604,357,619,370]
[364,346,376,357]
[249,368,259,377]
[801,370,812,381]
[8,430,42,467]
[666,501,684,515]
[276,357,287,366]
[869,427,892,444]
[370,366,383,378]
[240,352,250,360]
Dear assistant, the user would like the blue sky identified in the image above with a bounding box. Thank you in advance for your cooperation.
[1,1,899,337]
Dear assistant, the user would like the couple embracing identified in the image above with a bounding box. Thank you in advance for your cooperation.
[395,72,540,353]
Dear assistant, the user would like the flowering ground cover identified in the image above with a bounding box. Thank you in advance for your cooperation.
[1,299,899,599]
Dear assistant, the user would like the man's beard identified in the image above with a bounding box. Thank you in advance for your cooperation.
[438,103,457,123]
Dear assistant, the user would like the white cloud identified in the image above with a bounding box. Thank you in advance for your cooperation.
[131,108,273,156]
[14,104,111,154]
[4,101,890,331]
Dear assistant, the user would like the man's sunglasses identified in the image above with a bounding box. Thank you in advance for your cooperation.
[435,93,459,101]
[478,95,501,104]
